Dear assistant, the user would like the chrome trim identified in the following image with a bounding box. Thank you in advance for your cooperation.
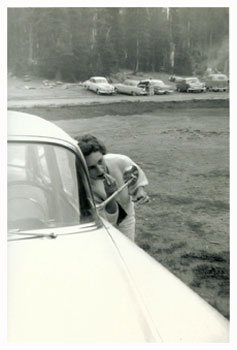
[8,221,103,242]
[8,135,79,155]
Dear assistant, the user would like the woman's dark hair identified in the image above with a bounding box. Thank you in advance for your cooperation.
[75,134,107,156]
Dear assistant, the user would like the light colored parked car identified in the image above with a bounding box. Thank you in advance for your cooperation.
[176,77,206,92]
[82,76,115,95]
[138,79,174,95]
[114,79,148,96]
[7,110,229,342]
[204,73,228,92]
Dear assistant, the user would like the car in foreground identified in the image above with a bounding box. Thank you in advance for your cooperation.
[7,110,229,342]
[138,79,174,95]
[204,73,228,92]
[82,76,115,95]
[113,79,148,96]
[176,77,206,92]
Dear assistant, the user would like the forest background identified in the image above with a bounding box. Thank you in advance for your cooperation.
[7,7,229,82]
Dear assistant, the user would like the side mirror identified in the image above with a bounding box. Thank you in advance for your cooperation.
[123,165,139,186]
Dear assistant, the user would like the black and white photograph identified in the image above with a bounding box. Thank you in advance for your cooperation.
[2,0,234,344]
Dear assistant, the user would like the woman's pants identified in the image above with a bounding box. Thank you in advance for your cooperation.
[117,214,136,241]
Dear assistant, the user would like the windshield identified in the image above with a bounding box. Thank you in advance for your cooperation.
[94,78,107,84]
[8,142,95,232]
[187,78,199,83]
[152,80,165,86]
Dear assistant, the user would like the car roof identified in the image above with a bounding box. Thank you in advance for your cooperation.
[207,74,228,79]
[8,110,78,149]
[91,76,107,80]
[140,79,163,83]
[152,79,163,83]
[179,77,199,82]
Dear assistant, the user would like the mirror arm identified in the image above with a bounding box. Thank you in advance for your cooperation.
[96,176,135,210]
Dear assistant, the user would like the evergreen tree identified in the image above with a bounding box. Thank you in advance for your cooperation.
[7,7,229,80]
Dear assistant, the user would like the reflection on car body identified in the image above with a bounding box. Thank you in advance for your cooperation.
[82,76,115,95]
[7,111,229,342]
[138,79,174,95]
[113,79,148,96]
[204,74,228,92]
[176,77,206,92]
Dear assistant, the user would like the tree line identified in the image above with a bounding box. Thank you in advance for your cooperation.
[8,7,229,81]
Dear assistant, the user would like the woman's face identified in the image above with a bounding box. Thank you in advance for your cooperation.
[85,151,106,180]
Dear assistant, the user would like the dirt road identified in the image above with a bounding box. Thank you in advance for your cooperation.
[8,75,228,109]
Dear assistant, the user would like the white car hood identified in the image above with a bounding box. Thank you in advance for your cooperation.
[8,221,229,342]
[8,225,160,342]
[107,222,229,343]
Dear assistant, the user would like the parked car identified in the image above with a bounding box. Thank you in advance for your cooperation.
[138,79,174,95]
[176,77,206,92]
[113,79,147,96]
[204,73,228,92]
[82,76,115,95]
[7,110,229,342]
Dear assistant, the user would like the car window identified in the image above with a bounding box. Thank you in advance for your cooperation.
[138,81,147,88]
[8,144,27,181]
[37,145,51,184]
[55,146,78,199]
[153,80,164,86]
[95,78,107,84]
[8,142,95,232]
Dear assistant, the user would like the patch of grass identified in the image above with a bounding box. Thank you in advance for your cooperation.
[181,250,228,263]
[186,220,205,235]
[192,264,229,281]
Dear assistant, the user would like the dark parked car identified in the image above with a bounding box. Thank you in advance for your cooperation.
[138,79,174,95]
[176,77,206,92]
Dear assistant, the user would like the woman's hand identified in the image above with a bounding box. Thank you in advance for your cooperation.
[133,186,150,205]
